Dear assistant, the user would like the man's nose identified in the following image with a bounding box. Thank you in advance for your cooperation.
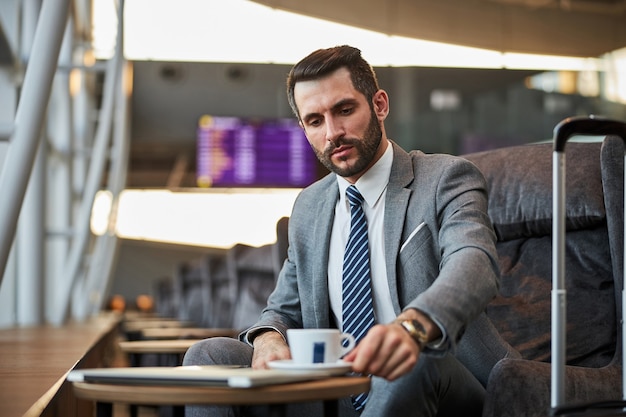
[325,118,345,143]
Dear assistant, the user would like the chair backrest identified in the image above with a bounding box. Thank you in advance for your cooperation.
[227,243,277,330]
[174,254,230,327]
[272,216,289,278]
[463,137,623,367]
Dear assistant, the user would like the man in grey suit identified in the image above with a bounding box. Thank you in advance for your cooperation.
[184,45,512,416]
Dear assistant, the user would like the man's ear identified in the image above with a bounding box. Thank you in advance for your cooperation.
[372,90,390,120]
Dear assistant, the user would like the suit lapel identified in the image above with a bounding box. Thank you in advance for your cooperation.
[384,142,415,314]
[311,178,339,328]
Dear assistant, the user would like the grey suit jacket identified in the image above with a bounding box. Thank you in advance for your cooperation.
[243,141,516,385]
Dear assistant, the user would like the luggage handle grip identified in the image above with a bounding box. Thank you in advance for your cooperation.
[554,115,626,152]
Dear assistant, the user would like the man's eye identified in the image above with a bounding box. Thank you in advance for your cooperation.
[308,119,321,127]
[340,107,353,115]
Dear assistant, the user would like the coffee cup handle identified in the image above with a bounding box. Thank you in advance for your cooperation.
[340,333,356,356]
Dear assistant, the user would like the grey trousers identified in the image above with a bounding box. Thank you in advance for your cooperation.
[182,337,485,417]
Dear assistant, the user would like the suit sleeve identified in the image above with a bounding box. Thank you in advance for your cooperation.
[405,156,500,354]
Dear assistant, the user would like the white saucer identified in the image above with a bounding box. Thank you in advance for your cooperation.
[267,360,352,375]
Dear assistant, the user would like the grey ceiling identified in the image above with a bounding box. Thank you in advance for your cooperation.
[252,0,626,57]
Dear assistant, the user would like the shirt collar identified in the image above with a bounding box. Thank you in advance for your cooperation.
[337,140,393,209]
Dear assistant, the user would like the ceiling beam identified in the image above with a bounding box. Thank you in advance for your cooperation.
[252,0,626,57]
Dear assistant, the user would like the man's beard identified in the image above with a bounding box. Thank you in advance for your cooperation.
[313,112,383,178]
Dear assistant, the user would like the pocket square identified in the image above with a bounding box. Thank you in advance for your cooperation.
[400,222,426,253]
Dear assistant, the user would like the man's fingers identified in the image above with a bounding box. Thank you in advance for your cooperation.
[377,341,418,380]
[349,324,419,380]
[349,325,386,373]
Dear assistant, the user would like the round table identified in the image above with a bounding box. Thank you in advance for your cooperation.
[73,375,370,417]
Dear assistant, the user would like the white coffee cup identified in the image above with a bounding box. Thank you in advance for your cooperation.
[287,329,355,364]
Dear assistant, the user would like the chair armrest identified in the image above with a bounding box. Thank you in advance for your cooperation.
[483,358,622,417]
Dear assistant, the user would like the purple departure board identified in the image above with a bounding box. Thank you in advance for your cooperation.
[196,116,318,188]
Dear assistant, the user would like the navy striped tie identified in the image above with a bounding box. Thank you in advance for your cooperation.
[342,185,375,411]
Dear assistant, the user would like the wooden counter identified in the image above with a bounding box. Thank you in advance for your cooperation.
[0,313,122,417]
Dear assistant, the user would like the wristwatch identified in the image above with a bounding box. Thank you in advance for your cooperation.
[395,319,428,349]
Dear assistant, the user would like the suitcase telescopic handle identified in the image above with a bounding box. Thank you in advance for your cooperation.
[551,115,626,414]
[553,115,626,152]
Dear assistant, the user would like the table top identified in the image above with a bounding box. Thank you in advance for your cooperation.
[118,339,202,354]
[123,313,170,321]
[140,327,238,340]
[123,320,194,332]
[72,376,370,406]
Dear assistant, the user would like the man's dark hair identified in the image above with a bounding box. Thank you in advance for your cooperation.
[286,45,380,119]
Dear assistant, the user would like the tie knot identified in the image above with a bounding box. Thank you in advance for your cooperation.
[346,185,364,207]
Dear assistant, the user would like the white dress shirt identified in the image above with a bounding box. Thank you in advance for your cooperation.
[328,141,396,329]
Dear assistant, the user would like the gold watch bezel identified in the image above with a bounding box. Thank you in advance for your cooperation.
[396,319,428,349]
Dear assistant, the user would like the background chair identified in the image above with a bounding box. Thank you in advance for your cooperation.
[461,136,624,417]
[226,243,277,330]
[173,253,231,328]
[272,216,289,277]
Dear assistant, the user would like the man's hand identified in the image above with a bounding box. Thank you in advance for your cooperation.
[342,309,441,381]
[342,323,420,381]
[251,330,291,369]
